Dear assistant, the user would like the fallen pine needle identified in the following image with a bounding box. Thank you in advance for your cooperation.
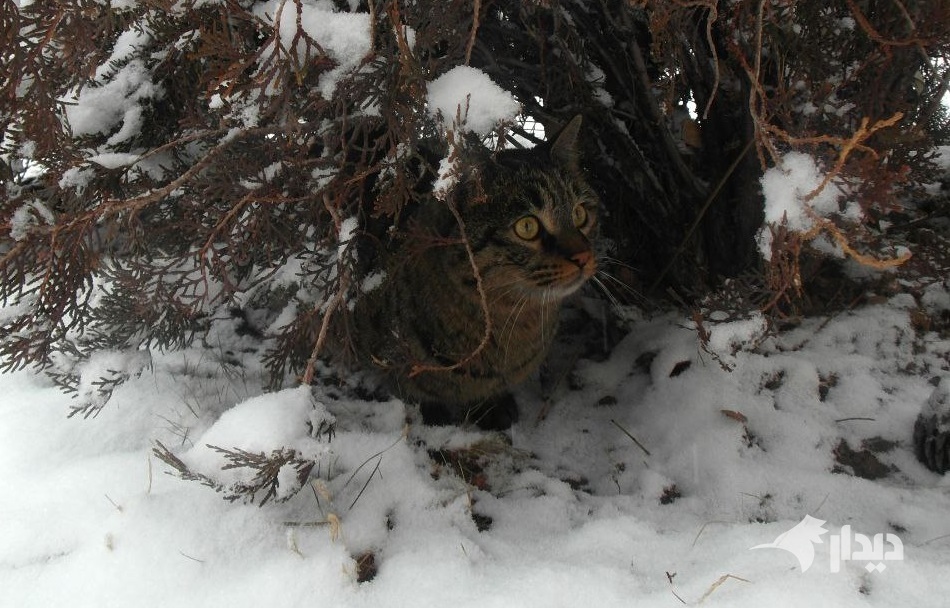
[698,573,752,604]
[611,419,651,456]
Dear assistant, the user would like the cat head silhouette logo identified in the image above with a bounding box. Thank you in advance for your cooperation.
[751,515,829,572]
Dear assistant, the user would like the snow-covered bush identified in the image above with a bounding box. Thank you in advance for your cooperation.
[1,0,948,417]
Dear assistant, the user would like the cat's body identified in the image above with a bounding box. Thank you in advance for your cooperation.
[350,117,598,427]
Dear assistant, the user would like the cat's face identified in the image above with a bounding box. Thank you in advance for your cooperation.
[460,118,599,301]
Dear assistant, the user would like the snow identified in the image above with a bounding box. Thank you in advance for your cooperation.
[427,66,522,135]
[3,293,950,607]
[181,386,333,491]
[360,270,386,294]
[432,153,460,200]
[62,60,161,140]
[87,152,141,169]
[74,349,151,413]
[253,0,371,99]
[426,66,522,197]
[757,151,863,259]
[9,200,54,241]
[93,28,152,82]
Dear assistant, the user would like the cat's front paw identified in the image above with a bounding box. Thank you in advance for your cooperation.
[418,394,519,431]
[465,393,520,431]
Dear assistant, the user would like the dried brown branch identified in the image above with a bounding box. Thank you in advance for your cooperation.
[806,218,913,270]
[464,0,482,66]
[845,0,930,48]
[301,194,353,386]
[671,0,720,120]
[760,112,905,203]
[748,0,777,167]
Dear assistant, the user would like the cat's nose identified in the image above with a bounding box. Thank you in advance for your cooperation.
[570,250,594,272]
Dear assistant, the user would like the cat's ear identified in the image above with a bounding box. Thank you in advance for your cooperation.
[549,115,583,169]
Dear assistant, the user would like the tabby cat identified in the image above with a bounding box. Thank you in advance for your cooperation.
[351,116,599,428]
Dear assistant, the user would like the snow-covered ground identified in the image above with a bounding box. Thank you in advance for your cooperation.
[3,289,950,607]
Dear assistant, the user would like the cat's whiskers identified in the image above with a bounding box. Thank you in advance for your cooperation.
[598,255,639,273]
[593,257,643,301]
[501,295,532,363]
[529,265,582,292]
[486,278,536,307]
[486,267,571,303]
[590,275,623,311]
[539,286,556,347]
[591,269,645,309]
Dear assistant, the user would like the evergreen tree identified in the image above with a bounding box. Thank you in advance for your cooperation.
[2,0,948,412]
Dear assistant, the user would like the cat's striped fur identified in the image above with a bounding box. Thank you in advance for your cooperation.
[351,116,598,426]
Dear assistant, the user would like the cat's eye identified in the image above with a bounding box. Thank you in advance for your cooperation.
[572,204,589,228]
[513,216,541,240]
